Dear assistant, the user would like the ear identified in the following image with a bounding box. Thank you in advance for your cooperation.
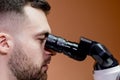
[0,33,13,55]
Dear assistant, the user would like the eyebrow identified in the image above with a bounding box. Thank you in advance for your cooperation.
[35,31,49,38]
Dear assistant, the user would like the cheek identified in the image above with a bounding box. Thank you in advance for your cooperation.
[21,39,44,67]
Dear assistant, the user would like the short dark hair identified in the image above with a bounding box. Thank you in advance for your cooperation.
[0,0,51,14]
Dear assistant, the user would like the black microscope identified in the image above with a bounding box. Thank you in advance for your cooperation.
[45,34,119,70]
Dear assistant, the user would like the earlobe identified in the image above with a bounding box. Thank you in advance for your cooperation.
[0,33,12,55]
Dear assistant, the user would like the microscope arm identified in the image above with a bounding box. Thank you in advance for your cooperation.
[87,41,119,70]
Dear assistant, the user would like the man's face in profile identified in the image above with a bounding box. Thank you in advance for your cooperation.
[8,5,52,80]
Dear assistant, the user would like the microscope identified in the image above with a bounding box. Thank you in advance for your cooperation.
[45,34,119,70]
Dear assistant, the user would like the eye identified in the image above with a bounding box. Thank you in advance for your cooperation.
[36,32,49,44]
[41,38,46,43]
[38,37,46,44]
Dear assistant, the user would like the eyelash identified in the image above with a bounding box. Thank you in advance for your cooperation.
[39,38,46,44]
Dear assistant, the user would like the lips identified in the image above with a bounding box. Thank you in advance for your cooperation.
[41,64,48,73]
[41,56,51,72]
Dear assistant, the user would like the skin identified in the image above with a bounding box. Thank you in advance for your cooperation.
[0,4,55,80]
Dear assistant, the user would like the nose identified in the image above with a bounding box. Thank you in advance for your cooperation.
[44,47,56,56]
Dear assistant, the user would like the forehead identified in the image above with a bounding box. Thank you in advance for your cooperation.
[23,5,51,34]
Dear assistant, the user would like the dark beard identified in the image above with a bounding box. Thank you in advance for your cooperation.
[8,47,47,80]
